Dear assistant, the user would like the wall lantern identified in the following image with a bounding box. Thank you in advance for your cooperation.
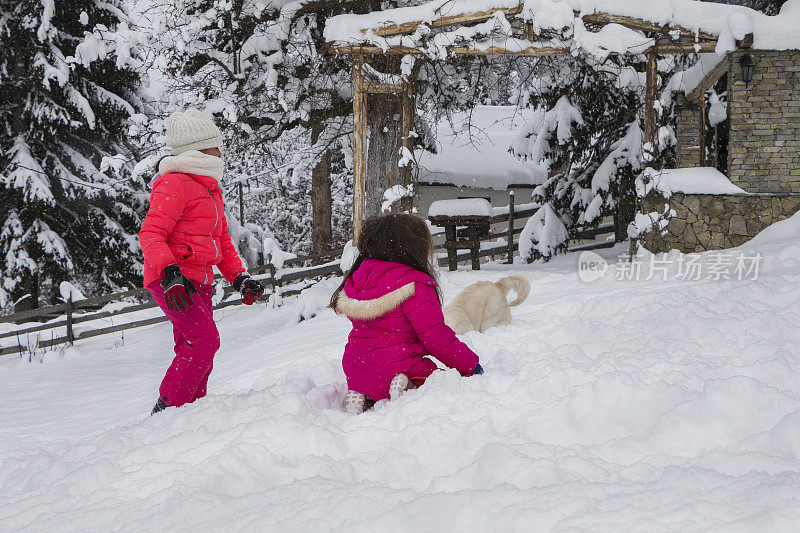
[739,54,755,85]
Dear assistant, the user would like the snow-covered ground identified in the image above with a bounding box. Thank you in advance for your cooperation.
[3,218,800,531]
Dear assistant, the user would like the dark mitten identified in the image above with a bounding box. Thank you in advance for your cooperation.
[161,264,197,312]
[471,363,484,375]
[233,273,264,305]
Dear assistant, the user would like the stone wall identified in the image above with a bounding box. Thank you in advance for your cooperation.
[675,94,702,168]
[641,191,800,254]
[728,50,800,193]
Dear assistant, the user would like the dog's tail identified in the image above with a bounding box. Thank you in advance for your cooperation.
[494,274,530,307]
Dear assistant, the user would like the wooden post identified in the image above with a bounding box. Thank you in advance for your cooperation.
[238,182,245,226]
[507,190,515,264]
[268,263,277,291]
[352,54,368,241]
[15,273,39,313]
[712,122,719,170]
[65,294,75,345]
[469,225,480,271]
[445,224,457,271]
[268,263,278,303]
[523,21,534,41]
[700,92,707,167]
[400,79,414,212]
[644,47,659,168]
[633,45,659,260]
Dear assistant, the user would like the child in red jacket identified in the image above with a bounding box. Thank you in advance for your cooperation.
[139,108,264,415]
[331,214,483,414]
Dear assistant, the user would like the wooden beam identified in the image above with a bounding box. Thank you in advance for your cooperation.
[685,33,750,102]
[580,12,717,42]
[335,41,716,57]
[738,32,754,49]
[365,81,403,94]
[451,45,570,56]
[523,21,534,41]
[352,55,367,241]
[506,191,515,264]
[631,47,658,259]
[336,45,423,55]
[644,46,658,168]
[361,7,720,43]
[686,55,730,102]
[400,79,414,212]
[368,6,524,37]
[654,41,718,54]
[335,44,572,56]
[700,91,707,166]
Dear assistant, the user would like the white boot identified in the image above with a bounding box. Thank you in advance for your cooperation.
[344,390,366,414]
[389,373,410,401]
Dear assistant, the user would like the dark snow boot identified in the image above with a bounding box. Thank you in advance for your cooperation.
[150,397,171,415]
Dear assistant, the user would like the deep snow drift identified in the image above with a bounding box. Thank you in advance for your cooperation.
[2,219,800,531]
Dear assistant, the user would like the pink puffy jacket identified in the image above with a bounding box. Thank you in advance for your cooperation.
[139,172,244,287]
[335,259,480,400]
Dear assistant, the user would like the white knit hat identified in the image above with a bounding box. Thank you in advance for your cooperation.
[165,108,223,155]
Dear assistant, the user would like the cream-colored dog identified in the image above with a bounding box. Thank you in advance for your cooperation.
[443,275,531,334]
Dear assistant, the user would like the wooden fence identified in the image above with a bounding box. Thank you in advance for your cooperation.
[0,250,343,357]
[430,192,616,270]
[1,197,616,357]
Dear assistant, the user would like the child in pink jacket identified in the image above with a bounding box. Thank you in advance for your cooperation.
[331,214,483,414]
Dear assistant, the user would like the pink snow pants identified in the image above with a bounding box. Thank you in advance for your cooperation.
[149,281,220,407]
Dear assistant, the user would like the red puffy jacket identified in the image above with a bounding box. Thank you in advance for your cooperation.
[139,172,245,287]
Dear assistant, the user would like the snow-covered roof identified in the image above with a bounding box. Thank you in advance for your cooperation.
[637,167,749,198]
[416,105,547,190]
[325,0,800,55]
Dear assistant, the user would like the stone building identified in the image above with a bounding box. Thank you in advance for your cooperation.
[643,47,800,254]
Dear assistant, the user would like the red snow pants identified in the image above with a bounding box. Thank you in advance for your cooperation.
[149,280,220,407]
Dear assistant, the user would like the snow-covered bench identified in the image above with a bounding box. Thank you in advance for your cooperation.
[428,199,495,271]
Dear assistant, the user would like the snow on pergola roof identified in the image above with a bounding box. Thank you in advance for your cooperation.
[325,0,800,57]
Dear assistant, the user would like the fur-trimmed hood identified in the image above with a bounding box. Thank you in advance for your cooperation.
[335,259,436,321]
[336,282,416,321]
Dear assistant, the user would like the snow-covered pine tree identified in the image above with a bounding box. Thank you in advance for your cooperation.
[509,54,679,249]
[149,0,352,255]
[150,0,427,255]
[0,0,148,310]
[519,202,569,262]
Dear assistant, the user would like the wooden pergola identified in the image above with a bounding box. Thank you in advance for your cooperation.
[329,5,752,239]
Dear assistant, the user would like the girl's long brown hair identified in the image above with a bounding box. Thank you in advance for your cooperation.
[330,213,440,308]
